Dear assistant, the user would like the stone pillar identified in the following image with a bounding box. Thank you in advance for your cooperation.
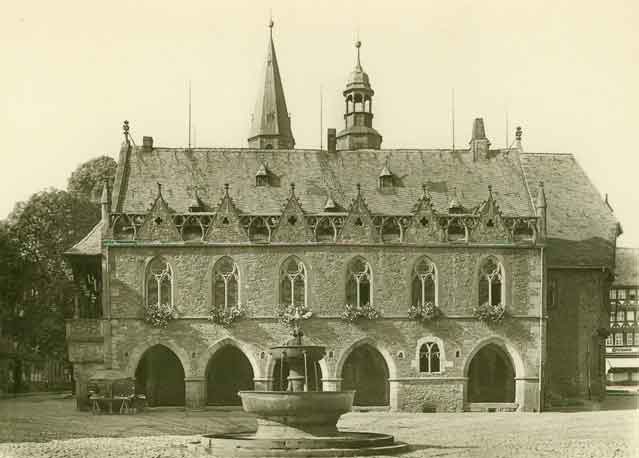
[253,377,273,391]
[515,377,540,412]
[321,377,342,392]
[75,375,89,411]
[388,380,400,411]
[184,377,206,410]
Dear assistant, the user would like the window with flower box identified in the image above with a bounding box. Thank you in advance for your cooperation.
[146,257,173,308]
[346,257,372,307]
[605,334,613,346]
[627,333,634,346]
[478,257,504,307]
[280,257,307,307]
[213,257,240,310]
[614,333,623,346]
[411,257,437,308]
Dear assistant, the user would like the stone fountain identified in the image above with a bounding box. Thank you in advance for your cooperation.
[204,307,408,457]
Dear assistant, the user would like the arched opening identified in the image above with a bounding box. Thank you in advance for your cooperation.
[272,358,323,392]
[134,344,185,406]
[419,342,440,373]
[346,257,372,307]
[341,344,389,406]
[279,256,307,307]
[412,257,436,307]
[206,346,254,405]
[467,343,515,403]
[478,257,504,307]
[354,93,363,112]
[212,256,240,310]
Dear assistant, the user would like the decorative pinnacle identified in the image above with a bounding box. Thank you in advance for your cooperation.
[224,183,230,195]
[516,126,522,141]
[156,182,162,196]
[122,120,130,140]
[356,183,361,195]
[290,182,295,195]
[488,184,493,197]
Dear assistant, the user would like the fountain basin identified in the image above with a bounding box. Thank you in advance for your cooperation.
[239,390,355,438]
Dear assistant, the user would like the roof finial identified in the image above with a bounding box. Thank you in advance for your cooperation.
[356,183,361,195]
[122,120,130,141]
[488,184,493,198]
[516,126,522,142]
[224,183,230,196]
[290,182,295,196]
[156,182,162,196]
[268,11,274,37]
[355,38,362,68]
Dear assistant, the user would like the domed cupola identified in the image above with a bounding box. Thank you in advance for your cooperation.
[336,40,382,151]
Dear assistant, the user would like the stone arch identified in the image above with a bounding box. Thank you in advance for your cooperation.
[205,344,254,405]
[336,338,395,406]
[125,338,191,378]
[195,337,261,380]
[462,336,525,405]
[132,343,186,406]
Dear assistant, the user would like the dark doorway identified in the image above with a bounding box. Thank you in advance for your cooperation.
[341,344,389,406]
[135,345,185,406]
[467,344,515,402]
[272,358,323,392]
[207,346,254,405]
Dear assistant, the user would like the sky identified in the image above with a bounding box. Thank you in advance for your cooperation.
[1,0,638,246]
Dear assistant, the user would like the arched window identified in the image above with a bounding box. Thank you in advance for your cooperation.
[280,257,307,307]
[213,257,239,309]
[412,258,437,307]
[346,258,372,307]
[146,257,173,307]
[419,342,440,373]
[478,257,504,306]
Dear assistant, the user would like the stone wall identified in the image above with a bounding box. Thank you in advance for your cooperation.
[545,268,610,400]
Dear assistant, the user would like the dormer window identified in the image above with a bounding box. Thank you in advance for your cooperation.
[255,164,269,187]
[379,165,393,189]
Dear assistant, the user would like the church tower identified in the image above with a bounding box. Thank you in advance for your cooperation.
[336,40,382,151]
[248,20,295,149]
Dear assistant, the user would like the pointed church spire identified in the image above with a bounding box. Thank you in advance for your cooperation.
[248,19,295,149]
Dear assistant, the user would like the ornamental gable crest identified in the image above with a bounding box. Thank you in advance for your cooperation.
[338,184,378,244]
[471,186,510,242]
[136,184,181,241]
[405,185,440,244]
[271,184,312,243]
[205,184,249,243]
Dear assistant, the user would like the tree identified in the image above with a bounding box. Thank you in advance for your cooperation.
[6,189,100,360]
[67,155,117,202]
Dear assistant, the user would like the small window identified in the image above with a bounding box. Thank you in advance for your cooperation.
[280,257,306,307]
[627,333,635,346]
[605,334,613,346]
[447,219,466,241]
[617,289,627,302]
[614,333,623,346]
[617,311,625,322]
[256,175,269,187]
[478,257,504,307]
[346,257,372,307]
[610,311,615,324]
[213,257,239,310]
[419,342,440,373]
[146,257,173,307]
[379,175,393,189]
[627,310,635,323]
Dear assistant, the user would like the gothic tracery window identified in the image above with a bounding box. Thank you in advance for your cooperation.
[346,258,372,307]
[146,257,173,307]
[412,258,437,307]
[213,257,240,309]
[280,257,307,307]
[478,257,504,307]
[419,342,440,373]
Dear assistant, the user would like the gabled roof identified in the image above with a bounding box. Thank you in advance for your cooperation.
[520,153,619,267]
[114,147,536,218]
[613,247,638,286]
[65,220,103,256]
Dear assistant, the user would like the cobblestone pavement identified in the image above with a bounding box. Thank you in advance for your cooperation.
[0,394,636,457]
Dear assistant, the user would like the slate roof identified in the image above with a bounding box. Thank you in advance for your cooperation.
[613,247,639,286]
[65,220,103,256]
[112,147,535,217]
[520,153,619,267]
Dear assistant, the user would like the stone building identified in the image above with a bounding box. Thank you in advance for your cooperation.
[65,23,620,412]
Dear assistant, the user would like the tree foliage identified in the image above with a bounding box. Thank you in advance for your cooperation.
[67,155,117,202]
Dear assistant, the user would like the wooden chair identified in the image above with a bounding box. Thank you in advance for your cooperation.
[87,381,103,415]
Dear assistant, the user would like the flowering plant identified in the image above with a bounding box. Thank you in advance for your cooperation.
[277,304,313,328]
[209,304,245,327]
[341,303,381,323]
[144,302,175,328]
[408,302,441,321]
[473,302,506,324]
